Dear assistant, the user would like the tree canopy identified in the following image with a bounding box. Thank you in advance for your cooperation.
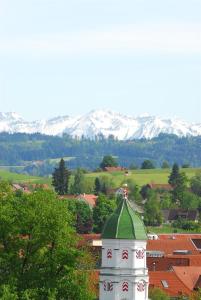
[141,160,155,169]
[0,187,95,299]
[52,158,71,195]
[100,155,118,169]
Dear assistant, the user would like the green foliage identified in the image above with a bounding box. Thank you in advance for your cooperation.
[161,161,170,169]
[0,133,201,173]
[190,288,201,300]
[0,285,18,300]
[160,193,172,209]
[172,218,200,231]
[93,194,116,233]
[168,163,180,186]
[141,160,155,169]
[70,168,85,194]
[94,175,115,195]
[0,189,95,299]
[144,190,163,226]
[140,184,150,200]
[169,164,188,202]
[52,158,71,195]
[149,287,170,300]
[100,155,118,169]
[190,172,201,196]
[67,200,93,234]
[94,177,101,195]
[180,191,201,209]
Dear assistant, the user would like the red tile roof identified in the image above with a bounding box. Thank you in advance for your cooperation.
[173,266,201,291]
[147,238,200,256]
[147,183,173,191]
[149,270,191,296]
[158,234,201,240]
[77,194,98,207]
[104,166,125,172]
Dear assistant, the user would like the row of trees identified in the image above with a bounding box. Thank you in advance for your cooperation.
[1,132,201,175]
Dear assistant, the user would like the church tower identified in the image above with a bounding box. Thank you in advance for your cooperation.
[99,187,149,300]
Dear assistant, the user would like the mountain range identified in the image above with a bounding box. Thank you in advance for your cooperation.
[0,110,201,140]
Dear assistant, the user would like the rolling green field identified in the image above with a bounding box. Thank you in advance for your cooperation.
[0,167,200,188]
[86,168,201,187]
[0,169,51,185]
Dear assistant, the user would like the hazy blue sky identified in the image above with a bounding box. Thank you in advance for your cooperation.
[0,0,200,122]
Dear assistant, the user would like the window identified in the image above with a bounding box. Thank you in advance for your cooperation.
[161,280,169,288]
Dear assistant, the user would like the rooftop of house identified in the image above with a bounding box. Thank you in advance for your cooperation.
[77,194,98,207]
[149,267,201,296]
[147,183,173,191]
[104,166,125,172]
[162,209,199,222]
[147,238,200,256]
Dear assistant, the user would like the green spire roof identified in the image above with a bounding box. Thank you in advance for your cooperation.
[102,197,147,240]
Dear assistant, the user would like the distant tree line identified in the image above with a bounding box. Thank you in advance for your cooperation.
[0,132,201,176]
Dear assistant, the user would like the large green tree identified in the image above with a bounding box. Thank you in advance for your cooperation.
[144,190,163,226]
[67,200,93,234]
[190,172,201,197]
[52,158,71,195]
[93,194,116,233]
[0,189,95,299]
[100,155,118,169]
[168,163,180,186]
[141,160,155,169]
[70,168,85,194]
[168,163,188,202]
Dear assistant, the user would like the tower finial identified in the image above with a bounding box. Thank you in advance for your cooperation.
[122,183,128,200]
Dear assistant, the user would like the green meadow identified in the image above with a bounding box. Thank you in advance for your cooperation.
[0,169,51,185]
[0,167,200,188]
[86,168,201,187]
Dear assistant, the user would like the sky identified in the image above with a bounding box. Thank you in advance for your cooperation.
[0,0,200,122]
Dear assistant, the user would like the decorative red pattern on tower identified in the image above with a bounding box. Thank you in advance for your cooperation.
[136,249,145,259]
[122,249,128,259]
[122,281,129,292]
[137,281,145,292]
[107,249,112,259]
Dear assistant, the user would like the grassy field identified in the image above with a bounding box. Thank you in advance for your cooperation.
[0,169,51,185]
[0,167,200,188]
[86,168,201,187]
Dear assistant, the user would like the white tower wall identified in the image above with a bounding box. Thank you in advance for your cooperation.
[100,239,149,300]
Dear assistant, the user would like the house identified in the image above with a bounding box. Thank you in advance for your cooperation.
[149,266,201,297]
[77,193,98,208]
[162,209,199,223]
[147,183,173,191]
[104,166,126,172]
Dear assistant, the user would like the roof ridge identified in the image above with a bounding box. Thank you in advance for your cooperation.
[173,266,194,292]
[116,198,125,238]
[125,199,135,238]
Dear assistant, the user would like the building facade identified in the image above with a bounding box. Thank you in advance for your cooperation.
[99,188,149,300]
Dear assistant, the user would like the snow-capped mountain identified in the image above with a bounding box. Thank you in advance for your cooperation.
[0,110,201,140]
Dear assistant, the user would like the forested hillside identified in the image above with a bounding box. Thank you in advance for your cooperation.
[0,132,201,175]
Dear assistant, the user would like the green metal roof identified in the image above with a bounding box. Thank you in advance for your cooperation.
[102,198,147,240]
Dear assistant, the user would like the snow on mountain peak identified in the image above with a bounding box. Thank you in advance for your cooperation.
[0,110,200,140]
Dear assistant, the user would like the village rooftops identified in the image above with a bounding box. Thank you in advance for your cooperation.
[149,266,201,297]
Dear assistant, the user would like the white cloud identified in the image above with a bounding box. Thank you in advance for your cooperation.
[0,23,200,56]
